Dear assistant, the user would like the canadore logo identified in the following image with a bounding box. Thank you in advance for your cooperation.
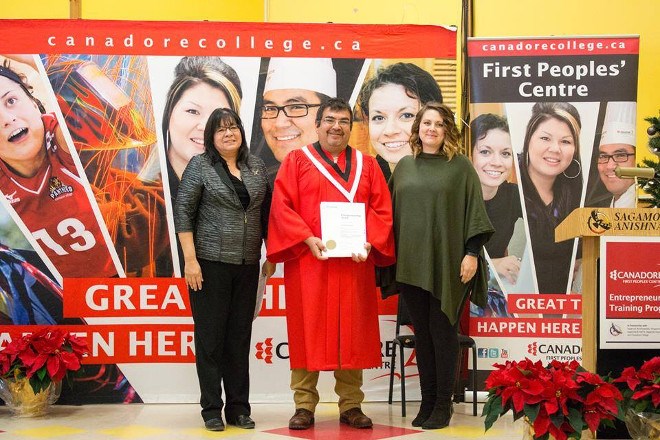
[587,209,612,234]
[527,342,538,356]
[255,338,273,364]
[610,269,619,281]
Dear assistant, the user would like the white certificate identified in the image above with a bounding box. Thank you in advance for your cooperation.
[320,202,367,258]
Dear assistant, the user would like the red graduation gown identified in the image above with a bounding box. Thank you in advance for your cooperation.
[267,145,395,371]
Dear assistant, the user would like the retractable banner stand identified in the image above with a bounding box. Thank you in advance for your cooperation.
[0,19,456,404]
[467,36,639,379]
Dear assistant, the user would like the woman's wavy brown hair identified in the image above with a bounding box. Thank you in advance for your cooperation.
[409,102,462,160]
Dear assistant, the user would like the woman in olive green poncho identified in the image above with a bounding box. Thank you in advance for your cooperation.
[389,102,494,430]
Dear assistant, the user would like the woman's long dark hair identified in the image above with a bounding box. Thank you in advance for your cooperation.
[357,62,443,118]
[203,108,250,169]
[162,57,242,155]
[519,102,583,225]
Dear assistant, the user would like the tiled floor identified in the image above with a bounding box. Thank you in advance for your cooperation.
[0,401,524,439]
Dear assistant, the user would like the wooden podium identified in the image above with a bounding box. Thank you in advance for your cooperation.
[555,207,660,373]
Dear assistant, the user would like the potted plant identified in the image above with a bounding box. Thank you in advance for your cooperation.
[614,356,660,440]
[483,358,622,440]
[0,327,88,417]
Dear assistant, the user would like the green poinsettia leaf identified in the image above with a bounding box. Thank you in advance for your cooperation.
[36,367,48,381]
[28,376,46,394]
[633,400,649,413]
[550,411,564,429]
[523,403,540,422]
[567,406,583,432]
[482,396,494,416]
[484,395,503,431]
[602,418,616,429]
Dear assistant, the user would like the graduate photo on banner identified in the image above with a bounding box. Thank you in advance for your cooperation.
[468,35,639,374]
[0,19,457,404]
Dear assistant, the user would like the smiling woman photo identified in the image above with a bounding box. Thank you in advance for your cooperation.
[357,62,443,180]
[162,57,242,196]
[0,56,118,279]
[470,114,522,285]
[519,102,583,294]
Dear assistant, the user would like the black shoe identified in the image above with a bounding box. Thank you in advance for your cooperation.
[204,417,225,431]
[421,402,453,430]
[411,400,435,427]
[229,414,255,429]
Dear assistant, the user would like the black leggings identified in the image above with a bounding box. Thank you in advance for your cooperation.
[400,283,458,403]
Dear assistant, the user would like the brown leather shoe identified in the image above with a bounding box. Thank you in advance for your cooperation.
[288,408,314,430]
[339,407,373,428]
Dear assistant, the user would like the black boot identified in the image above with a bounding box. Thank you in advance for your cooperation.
[421,400,453,430]
[411,399,435,427]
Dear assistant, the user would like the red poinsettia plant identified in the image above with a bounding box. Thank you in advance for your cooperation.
[483,358,622,440]
[614,356,660,414]
[0,328,88,394]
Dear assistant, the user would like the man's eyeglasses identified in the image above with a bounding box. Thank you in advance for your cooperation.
[261,103,321,119]
[216,125,240,134]
[597,153,635,164]
[321,117,351,127]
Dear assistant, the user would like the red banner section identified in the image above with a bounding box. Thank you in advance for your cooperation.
[1,325,196,364]
[63,278,191,317]
[604,241,660,319]
[507,294,582,314]
[0,20,456,58]
[471,318,582,338]
[468,37,639,57]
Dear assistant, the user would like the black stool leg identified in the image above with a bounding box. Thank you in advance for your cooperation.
[471,343,477,416]
[400,343,406,417]
[388,341,397,405]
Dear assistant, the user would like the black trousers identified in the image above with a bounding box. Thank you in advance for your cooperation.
[400,283,458,404]
[190,259,259,422]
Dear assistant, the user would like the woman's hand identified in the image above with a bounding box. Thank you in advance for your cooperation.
[262,260,276,278]
[460,254,478,284]
[492,255,521,284]
[184,258,203,291]
[304,236,328,260]
[351,242,372,263]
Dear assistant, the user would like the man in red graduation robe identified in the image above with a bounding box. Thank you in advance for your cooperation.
[267,98,395,430]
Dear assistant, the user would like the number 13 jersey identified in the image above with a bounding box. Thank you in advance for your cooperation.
[0,113,118,278]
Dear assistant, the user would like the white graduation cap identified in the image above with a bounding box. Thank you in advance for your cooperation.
[263,57,337,98]
[600,101,636,146]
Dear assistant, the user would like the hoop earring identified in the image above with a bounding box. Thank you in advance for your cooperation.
[562,159,581,179]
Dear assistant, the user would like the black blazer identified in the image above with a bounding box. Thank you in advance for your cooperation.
[174,153,271,265]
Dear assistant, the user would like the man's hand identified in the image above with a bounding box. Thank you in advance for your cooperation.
[351,242,372,263]
[184,258,203,291]
[460,254,478,284]
[304,236,328,260]
[262,260,276,278]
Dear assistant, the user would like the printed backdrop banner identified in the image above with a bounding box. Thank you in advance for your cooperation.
[599,236,660,350]
[0,19,456,404]
[467,36,639,372]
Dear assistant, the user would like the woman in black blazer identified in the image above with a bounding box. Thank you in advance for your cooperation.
[174,108,275,432]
